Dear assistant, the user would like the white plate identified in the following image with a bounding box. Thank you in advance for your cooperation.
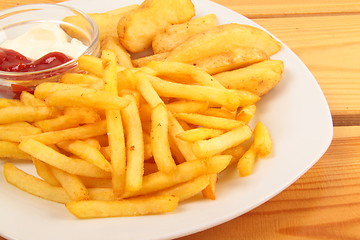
[0,0,333,240]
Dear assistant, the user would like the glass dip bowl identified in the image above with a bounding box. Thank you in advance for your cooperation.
[0,3,100,98]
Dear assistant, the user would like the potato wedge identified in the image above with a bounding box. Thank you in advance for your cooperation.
[132,52,169,67]
[166,23,281,63]
[214,60,284,96]
[117,0,195,52]
[192,47,269,75]
[62,5,139,42]
[152,14,217,54]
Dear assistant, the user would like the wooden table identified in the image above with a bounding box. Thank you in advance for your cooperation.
[1,0,360,239]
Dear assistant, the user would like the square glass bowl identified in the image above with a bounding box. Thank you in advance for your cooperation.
[0,3,99,98]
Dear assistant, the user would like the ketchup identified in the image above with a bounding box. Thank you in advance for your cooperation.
[0,48,72,72]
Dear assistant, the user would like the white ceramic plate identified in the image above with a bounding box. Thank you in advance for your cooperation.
[0,0,333,239]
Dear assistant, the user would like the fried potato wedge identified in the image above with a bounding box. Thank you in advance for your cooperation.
[117,0,195,52]
[152,14,217,54]
[192,47,269,75]
[214,60,284,96]
[166,23,281,63]
[132,52,169,67]
[62,5,139,42]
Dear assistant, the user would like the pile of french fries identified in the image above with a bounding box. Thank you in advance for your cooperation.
[0,0,283,219]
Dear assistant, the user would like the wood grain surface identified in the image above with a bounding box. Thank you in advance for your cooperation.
[1,0,359,239]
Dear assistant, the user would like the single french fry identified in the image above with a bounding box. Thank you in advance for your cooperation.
[132,52,169,67]
[78,55,105,77]
[0,141,32,160]
[45,87,130,110]
[201,173,217,200]
[0,123,41,142]
[66,195,178,219]
[253,122,272,158]
[166,100,208,113]
[57,140,112,172]
[22,120,107,145]
[34,115,82,132]
[200,107,236,119]
[192,124,252,158]
[18,139,111,178]
[121,94,144,192]
[34,82,83,99]
[145,73,240,111]
[237,145,257,177]
[60,73,102,85]
[32,158,61,186]
[174,112,244,130]
[151,103,176,173]
[135,72,164,108]
[0,106,57,124]
[157,174,211,202]
[50,166,90,201]
[102,49,127,198]
[3,163,70,203]
[146,61,225,88]
[176,127,224,142]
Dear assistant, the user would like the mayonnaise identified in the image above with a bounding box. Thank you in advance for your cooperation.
[0,23,88,60]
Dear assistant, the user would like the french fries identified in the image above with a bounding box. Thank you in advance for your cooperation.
[0,0,282,219]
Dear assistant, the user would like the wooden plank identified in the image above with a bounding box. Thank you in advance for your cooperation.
[253,15,360,119]
[211,0,360,18]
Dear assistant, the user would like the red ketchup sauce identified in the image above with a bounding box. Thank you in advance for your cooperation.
[0,48,73,98]
[0,48,72,72]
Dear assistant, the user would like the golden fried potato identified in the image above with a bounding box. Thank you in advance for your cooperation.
[152,14,217,54]
[192,47,269,75]
[166,23,281,63]
[117,0,195,53]
[214,60,284,96]
[62,5,139,42]
[132,52,169,67]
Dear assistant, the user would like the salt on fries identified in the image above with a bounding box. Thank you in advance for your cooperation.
[1,0,283,219]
